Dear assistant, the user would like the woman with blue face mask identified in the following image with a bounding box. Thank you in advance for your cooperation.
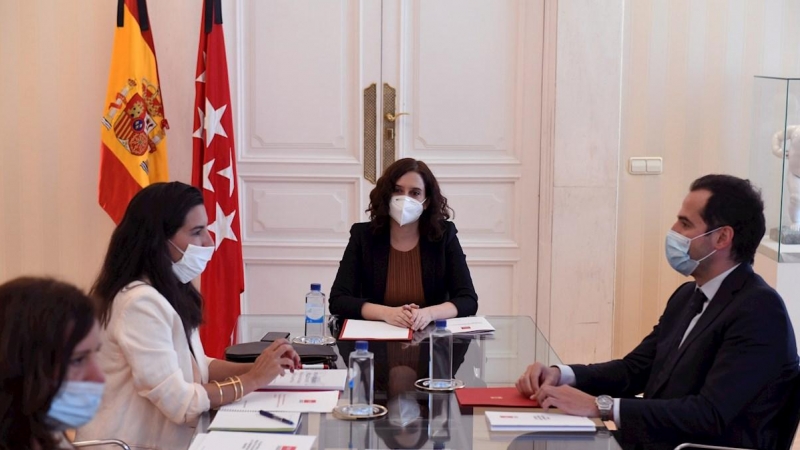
[329,158,479,331]
[77,182,300,450]
[0,277,104,450]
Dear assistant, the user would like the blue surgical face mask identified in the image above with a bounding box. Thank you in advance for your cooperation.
[46,380,105,430]
[665,227,721,276]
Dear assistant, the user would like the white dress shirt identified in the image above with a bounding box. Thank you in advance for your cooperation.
[556,264,740,428]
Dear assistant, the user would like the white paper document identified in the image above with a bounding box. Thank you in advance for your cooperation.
[208,410,301,433]
[188,431,316,450]
[485,411,596,433]
[261,369,348,391]
[220,390,340,413]
[338,319,412,341]
[445,316,496,334]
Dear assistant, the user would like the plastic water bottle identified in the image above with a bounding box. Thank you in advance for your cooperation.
[304,283,326,344]
[346,341,374,416]
[429,319,453,389]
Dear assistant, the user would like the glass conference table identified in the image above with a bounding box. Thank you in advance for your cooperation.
[194,315,622,450]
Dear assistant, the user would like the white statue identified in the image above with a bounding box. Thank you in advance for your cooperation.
[772,125,800,231]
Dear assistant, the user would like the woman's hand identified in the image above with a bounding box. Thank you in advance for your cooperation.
[242,339,298,388]
[382,305,414,328]
[407,305,434,330]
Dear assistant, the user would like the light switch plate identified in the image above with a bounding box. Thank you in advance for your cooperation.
[629,157,662,175]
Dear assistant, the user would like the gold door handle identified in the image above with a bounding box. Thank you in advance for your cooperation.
[385,112,410,122]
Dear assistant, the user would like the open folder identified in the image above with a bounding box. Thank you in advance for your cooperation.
[338,319,412,341]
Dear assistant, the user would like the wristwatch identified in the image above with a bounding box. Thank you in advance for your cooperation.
[595,395,613,422]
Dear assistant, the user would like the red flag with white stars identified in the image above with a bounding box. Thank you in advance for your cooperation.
[192,0,244,358]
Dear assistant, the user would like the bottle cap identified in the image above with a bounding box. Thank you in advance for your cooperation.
[310,283,321,291]
[355,341,368,351]
[435,319,447,328]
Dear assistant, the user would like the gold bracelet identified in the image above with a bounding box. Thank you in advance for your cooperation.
[233,376,245,401]
[212,380,223,405]
[223,377,240,402]
[227,377,240,402]
[218,380,235,402]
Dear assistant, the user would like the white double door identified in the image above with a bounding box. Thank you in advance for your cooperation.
[229,0,545,322]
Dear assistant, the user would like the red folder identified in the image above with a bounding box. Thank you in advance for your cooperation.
[455,387,539,408]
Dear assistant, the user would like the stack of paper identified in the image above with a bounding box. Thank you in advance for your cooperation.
[338,319,412,340]
[208,411,301,433]
[485,411,596,433]
[221,390,340,413]
[188,431,316,450]
[446,316,495,334]
[260,369,348,391]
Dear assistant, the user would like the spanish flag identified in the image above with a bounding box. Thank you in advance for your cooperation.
[99,0,169,224]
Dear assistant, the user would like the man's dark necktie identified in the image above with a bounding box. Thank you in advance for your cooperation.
[678,288,707,348]
[647,288,709,394]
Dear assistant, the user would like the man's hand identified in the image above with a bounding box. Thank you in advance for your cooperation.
[536,385,601,418]
[516,362,561,398]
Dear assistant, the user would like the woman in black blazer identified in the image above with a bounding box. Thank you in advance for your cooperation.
[329,158,478,330]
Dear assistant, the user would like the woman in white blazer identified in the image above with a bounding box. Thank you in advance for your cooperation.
[77,182,300,450]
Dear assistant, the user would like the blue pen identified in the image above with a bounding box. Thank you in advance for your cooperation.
[258,410,295,426]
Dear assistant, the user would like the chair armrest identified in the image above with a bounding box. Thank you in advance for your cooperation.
[73,439,131,450]
[674,444,753,450]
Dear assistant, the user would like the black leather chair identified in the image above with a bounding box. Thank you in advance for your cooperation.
[675,372,800,450]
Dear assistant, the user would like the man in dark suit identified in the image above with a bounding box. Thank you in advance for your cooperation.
[517,174,799,449]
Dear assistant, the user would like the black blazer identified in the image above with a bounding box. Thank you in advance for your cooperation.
[570,264,799,449]
[329,221,478,319]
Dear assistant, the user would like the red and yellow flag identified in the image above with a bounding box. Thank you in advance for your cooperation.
[99,0,169,224]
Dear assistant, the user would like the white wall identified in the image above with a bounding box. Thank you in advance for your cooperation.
[0,1,200,289]
[0,0,626,365]
[542,0,623,363]
[614,0,800,356]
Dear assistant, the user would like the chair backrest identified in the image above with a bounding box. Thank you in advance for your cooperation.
[777,371,800,450]
[73,439,131,450]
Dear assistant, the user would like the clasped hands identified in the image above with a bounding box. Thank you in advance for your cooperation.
[383,303,433,330]
[515,362,602,419]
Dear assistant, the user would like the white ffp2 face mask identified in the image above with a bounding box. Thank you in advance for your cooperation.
[169,240,214,283]
[46,380,105,431]
[665,228,720,276]
[389,196,425,226]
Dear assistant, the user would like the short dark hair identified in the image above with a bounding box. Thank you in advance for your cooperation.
[690,174,765,264]
[367,158,453,241]
[91,182,205,337]
[0,277,96,450]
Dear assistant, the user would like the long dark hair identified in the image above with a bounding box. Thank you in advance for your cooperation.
[367,158,452,241]
[0,277,96,450]
[91,182,205,336]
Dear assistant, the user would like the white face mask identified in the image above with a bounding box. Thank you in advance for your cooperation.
[665,227,721,276]
[169,240,214,284]
[389,195,425,226]
[388,394,422,427]
[46,380,105,431]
